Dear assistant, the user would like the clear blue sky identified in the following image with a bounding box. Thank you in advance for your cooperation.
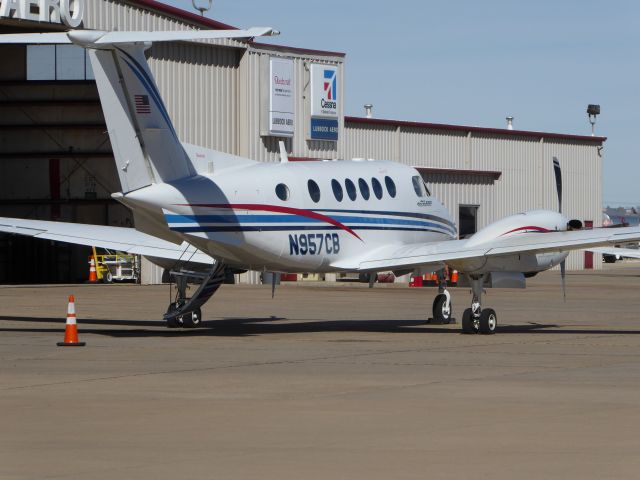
[166,0,639,206]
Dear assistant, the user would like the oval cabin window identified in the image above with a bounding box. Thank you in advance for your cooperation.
[345,179,357,201]
[331,179,343,202]
[275,183,289,201]
[358,178,370,200]
[371,177,383,199]
[307,179,321,203]
[384,176,396,198]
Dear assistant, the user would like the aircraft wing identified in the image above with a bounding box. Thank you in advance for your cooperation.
[333,226,640,271]
[588,247,640,259]
[0,217,213,265]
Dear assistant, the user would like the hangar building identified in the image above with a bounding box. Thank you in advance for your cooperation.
[0,0,605,283]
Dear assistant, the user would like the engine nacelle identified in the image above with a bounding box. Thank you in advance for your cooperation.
[450,210,570,274]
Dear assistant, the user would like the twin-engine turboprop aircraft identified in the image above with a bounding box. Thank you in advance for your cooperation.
[1,28,639,334]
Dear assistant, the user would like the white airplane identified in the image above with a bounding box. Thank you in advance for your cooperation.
[1,28,639,334]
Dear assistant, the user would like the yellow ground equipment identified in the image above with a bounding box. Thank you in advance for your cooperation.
[91,247,139,283]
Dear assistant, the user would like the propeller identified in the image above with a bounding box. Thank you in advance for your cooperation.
[553,157,567,301]
[553,157,562,214]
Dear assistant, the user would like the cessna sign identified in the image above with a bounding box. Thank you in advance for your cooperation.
[309,63,339,141]
[0,0,84,27]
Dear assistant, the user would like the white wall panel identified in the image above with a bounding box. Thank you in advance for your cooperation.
[149,43,240,154]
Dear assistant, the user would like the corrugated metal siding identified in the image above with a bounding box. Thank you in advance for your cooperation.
[149,43,240,154]
[345,122,603,270]
[83,0,245,49]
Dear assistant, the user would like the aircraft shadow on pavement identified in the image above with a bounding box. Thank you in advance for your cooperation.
[1,314,640,337]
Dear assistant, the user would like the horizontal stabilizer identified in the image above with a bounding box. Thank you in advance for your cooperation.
[0,27,278,46]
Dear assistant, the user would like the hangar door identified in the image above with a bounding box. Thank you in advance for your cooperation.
[0,42,130,283]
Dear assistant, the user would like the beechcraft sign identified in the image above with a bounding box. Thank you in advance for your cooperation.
[0,0,84,28]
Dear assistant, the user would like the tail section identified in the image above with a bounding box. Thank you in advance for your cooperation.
[89,46,194,191]
[0,27,278,193]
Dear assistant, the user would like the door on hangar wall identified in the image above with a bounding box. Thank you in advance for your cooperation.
[458,205,479,239]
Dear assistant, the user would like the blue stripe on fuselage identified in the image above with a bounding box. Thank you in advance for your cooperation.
[165,213,456,234]
[169,225,455,235]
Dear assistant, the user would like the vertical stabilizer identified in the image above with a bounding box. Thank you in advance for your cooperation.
[88,46,196,192]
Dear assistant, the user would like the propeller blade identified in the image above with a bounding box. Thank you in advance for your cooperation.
[560,259,566,302]
[553,157,562,214]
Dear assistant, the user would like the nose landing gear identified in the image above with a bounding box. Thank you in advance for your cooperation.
[430,269,454,324]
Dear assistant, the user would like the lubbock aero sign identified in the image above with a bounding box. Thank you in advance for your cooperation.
[0,0,84,27]
[310,63,339,141]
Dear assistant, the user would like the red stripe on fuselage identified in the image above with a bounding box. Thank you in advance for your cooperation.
[175,203,363,241]
[501,226,552,236]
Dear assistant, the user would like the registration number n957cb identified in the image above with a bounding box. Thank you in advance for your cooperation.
[289,233,340,255]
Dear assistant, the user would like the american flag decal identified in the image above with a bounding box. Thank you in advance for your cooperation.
[134,94,151,114]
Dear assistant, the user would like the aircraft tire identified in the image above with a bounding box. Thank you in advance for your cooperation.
[182,308,202,329]
[461,308,477,334]
[432,294,452,324]
[479,308,497,335]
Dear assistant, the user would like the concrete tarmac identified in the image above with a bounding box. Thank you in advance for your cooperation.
[2,264,640,479]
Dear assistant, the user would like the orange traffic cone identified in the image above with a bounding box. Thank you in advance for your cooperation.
[88,258,98,283]
[57,295,86,347]
[450,270,459,286]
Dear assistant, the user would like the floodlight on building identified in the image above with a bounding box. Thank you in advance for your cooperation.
[587,104,600,136]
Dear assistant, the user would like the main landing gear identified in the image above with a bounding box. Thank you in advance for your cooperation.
[165,261,226,329]
[460,275,497,335]
[430,273,497,334]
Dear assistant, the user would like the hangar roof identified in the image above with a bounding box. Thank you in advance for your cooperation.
[344,116,606,144]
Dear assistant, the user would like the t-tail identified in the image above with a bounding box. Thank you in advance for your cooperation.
[0,28,278,193]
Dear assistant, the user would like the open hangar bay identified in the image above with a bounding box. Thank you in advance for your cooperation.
[1,263,640,479]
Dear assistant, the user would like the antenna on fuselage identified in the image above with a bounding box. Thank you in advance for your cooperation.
[278,141,289,163]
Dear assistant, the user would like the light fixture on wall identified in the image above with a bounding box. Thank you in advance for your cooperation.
[587,104,600,136]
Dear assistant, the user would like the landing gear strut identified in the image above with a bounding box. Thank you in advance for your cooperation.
[461,274,497,334]
[431,269,453,324]
[164,261,226,328]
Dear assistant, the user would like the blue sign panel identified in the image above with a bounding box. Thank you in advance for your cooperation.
[310,117,339,141]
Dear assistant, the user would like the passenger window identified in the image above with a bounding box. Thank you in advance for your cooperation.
[358,178,370,200]
[275,183,289,201]
[384,176,396,198]
[345,179,357,201]
[371,177,383,199]
[331,179,343,202]
[412,175,425,197]
[308,179,321,203]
